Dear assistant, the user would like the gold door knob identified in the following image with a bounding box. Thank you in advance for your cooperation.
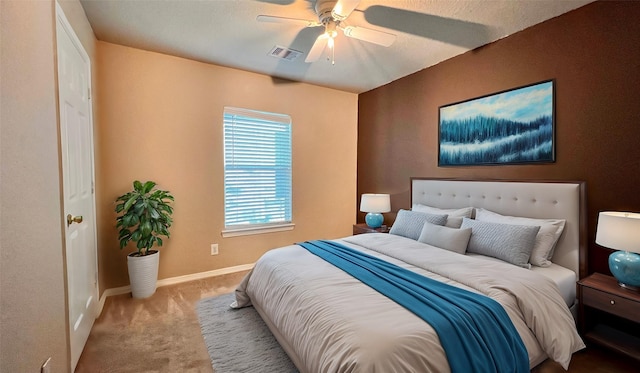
[67,214,83,226]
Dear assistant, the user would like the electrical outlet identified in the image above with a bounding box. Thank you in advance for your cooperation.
[41,357,51,373]
[210,243,219,256]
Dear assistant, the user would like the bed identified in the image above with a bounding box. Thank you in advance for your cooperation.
[234,179,587,372]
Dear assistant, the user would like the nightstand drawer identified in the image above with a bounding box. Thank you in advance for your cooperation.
[582,286,640,323]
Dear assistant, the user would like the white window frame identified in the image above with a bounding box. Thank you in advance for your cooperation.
[221,107,293,238]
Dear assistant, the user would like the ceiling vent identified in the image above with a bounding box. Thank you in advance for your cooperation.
[268,45,303,61]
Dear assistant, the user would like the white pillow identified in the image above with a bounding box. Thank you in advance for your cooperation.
[475,208,566,267]
[461,218,540,268]
[389,209,448,240]
[418,222,472,254]
[412,204,474,228]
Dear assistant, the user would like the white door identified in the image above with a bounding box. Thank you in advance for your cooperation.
[56,4,99,371]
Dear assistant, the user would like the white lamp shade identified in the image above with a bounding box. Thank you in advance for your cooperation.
[596,211,640,254]
[360,194,391,213]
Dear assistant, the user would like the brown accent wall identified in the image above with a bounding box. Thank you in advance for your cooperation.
[96,42,358,290]
[357,1,640,276]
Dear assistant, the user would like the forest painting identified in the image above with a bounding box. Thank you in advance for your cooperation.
[439,80,554,166]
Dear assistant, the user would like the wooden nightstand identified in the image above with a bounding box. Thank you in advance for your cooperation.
[353,223,390,235]
[577,273,640,360]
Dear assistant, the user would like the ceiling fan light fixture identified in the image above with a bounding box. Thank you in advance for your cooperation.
[327,36,335,49]
[323,19,338,64]
[324,19,338,37]
[259,0,395,65]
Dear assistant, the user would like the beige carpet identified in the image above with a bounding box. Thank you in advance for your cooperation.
[76,271,248,373]
[76,270,636,373]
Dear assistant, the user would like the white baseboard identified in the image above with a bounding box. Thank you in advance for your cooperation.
[97,263,254,315]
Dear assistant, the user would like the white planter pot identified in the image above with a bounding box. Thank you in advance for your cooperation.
[127,250,159,299]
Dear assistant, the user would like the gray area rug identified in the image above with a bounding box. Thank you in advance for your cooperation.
[196,293,299,373]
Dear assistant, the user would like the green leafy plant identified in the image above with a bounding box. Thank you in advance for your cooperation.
[115,180,174,256]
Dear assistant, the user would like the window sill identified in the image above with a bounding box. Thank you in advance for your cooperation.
[221,223,295,238]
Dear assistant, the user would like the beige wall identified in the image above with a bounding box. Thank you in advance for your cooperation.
[96,42,358,290]
[1,1,97,371]
[1,1,68,372]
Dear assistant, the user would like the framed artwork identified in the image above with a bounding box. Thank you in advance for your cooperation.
[438,80,555,166]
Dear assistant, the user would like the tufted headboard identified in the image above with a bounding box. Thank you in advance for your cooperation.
[411,178,587,279]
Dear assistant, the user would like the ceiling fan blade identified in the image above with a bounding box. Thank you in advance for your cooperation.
[332,0,360,21]
[342,26,396,47]
[305,34,329,63]
[257,15,320,27]
[364,5,490,48]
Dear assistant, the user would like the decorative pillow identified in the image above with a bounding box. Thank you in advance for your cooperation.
[460,218,540,268]
[475,208,566,267]
[389,210,448,240]
[418,222,472,254]
[412,204,474,228]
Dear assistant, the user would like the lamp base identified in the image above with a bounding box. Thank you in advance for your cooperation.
[365,213,384,228]
[609,250,640,291]
[618,282,640,292]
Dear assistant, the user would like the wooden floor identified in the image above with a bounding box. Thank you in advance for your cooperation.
[77,271,638,372]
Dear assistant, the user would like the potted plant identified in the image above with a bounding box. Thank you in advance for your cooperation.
[115,180,174,298]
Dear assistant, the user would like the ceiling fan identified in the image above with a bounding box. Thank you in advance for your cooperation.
[257,0,396,64]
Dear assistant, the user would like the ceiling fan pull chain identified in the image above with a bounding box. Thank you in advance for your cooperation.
[331,44,335,65]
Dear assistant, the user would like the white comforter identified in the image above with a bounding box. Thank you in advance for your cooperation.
[235,233,584,372]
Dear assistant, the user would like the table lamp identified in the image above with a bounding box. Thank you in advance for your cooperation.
[360,194,391,228]
[595,211,640,290]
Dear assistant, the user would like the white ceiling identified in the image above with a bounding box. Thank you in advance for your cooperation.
[79,0,594,93]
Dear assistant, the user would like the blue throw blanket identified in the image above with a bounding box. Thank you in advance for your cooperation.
[298,240,529,373]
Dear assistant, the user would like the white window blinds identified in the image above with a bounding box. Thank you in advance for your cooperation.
[223,107,292,231]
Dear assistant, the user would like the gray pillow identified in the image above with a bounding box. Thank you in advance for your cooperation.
[412,204,474,228]
[418,222,472,254]
[474,208,566,267]
[460,218,540,268]
[390,210,448,240]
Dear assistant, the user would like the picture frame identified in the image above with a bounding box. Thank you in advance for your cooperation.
[438,80,555,166]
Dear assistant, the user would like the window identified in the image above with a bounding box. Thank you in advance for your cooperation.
[222,107,293,237]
